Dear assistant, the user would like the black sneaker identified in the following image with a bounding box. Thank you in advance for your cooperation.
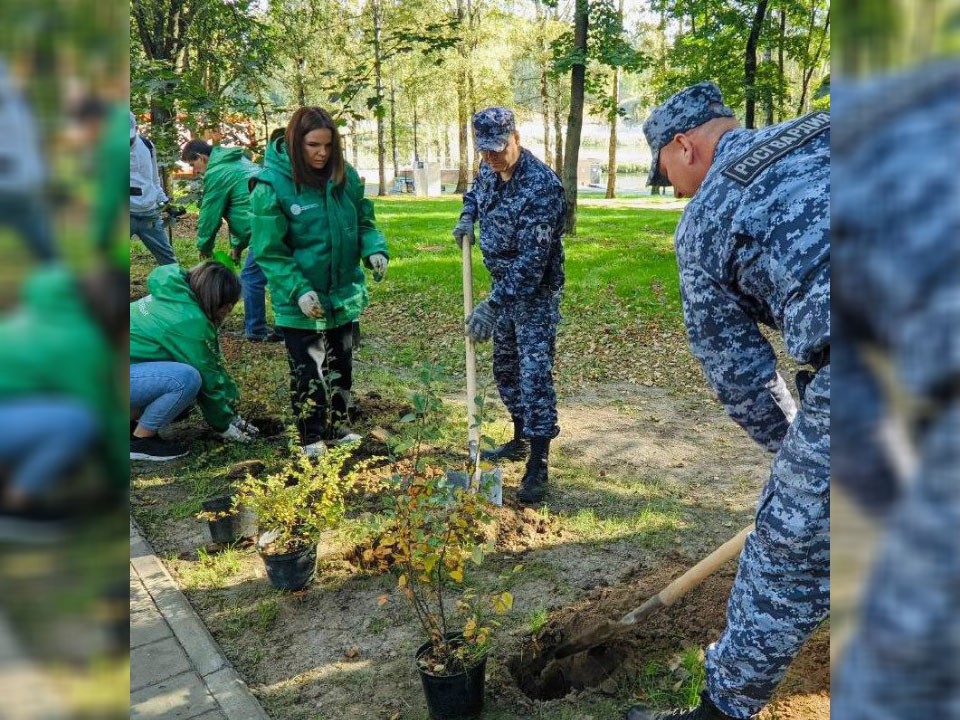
[248,329,284,343]
[130,436,189,461]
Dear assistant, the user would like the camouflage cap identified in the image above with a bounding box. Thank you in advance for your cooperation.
[643,81,735,186]
[473,107,516,152]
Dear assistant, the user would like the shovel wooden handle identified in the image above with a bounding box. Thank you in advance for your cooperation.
[462,239,479,461]
[620,524,754,625]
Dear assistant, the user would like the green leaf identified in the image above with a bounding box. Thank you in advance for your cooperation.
[213,250,238,273]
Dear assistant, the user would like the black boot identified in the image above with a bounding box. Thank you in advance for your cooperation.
[624,692,741,720]
[517,437,550,504]
[481,417,528,461]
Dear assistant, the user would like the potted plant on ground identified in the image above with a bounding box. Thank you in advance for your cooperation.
[233,442,363,591]
[196,491,258,545]
[375,366,513,719]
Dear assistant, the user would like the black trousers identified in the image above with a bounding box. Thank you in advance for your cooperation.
[282,323,354,444]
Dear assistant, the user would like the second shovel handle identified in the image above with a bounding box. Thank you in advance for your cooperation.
[659,524,754,607]
[462,240,479,456]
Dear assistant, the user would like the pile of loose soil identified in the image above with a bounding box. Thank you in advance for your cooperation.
[508,558,736,700]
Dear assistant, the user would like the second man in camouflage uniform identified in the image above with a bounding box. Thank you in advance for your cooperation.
[626,82,830,720]
[453,107,566,504]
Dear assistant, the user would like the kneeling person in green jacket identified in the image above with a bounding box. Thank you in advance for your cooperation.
[130,261,259,461]
[250,106,388,457]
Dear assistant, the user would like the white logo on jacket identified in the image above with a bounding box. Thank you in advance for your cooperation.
[289,202,320,216]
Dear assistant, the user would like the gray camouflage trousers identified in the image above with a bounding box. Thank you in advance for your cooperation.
[832,400,960,719]
[707,365,830,718]
[491,291,560,439]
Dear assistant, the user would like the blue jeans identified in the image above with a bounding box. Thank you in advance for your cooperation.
[241,249,269,339]
[0,194,57,262]
[130,362,202,432]
[130,211,177,266]
[0,398,98,498]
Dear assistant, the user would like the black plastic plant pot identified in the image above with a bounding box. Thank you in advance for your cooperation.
[201,494,257,545]
[261,543,317,591]
[415,633,488,720]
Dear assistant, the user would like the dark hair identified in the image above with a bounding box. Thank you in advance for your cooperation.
[181,139,213,163]
[78,265,130,345]
[269,126,286,143]
[186,261,241,324]
[285,106,346,189]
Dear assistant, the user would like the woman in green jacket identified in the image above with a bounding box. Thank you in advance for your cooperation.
[250,107,388,456]
[130,261,259,461]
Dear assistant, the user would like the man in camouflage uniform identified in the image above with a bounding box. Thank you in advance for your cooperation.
[453,107,566,504]
[626,82,830,720]
[831,61,960,719]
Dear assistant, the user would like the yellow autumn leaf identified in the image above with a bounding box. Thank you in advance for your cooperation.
[398,574,407,588]
[463,617,477,639]
[493,591,513,614]
[449,567,464,583]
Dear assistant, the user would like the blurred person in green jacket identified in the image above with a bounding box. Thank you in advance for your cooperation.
[250,106,388,457]
[69,97,130,269]
[0,264,128,541]
[180,139,282,343]
[130,261,259,461]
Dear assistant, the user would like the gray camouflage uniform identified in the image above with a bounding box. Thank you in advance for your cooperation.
[644,82,830,719]
[832,62,960,719]
[459,108,566,439]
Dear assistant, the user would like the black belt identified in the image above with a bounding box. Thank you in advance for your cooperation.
[130,186,143,196]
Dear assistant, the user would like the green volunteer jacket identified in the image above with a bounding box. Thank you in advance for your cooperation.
[249,137,387,331]
[196,147,260,256]
[0,267,127,488]
[130,265,239,432]
[94,102,132,269]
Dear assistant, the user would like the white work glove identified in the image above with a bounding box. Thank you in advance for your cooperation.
[452,215,475,248]
[232,416,260,437]
[368,253,388,281]
[221,418,256,443]
[298,290,324,319]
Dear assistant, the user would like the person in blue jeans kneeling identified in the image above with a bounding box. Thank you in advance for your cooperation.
[130,261,259,461]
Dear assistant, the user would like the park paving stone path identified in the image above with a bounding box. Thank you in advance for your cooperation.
[131,519,270,720]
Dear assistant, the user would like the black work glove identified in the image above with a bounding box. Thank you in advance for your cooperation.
[465,299,498,342]
[453,214,475,247]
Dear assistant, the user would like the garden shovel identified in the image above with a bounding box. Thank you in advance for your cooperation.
[550,523,754,661]
[444,238,503,505]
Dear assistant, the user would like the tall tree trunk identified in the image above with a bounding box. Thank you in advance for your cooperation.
[797,6,830,114]
[540,65,551,167]
[537,0,551,167]
[552,76,564,173]
[562,0,588,235]
[468,0,479,177]
[552,5,564,173]
[350,118,360,170]
[444,126,451,167]
[295,55,307,107]
[469,65,479,176]
[743,0,769,129]
[604,0,624,198]
[390,81,399,177]
[763,46,774,126]
[777,10,786,122]
[413,102,420,161]
[371,0,387,195]
[455,0,469,193]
